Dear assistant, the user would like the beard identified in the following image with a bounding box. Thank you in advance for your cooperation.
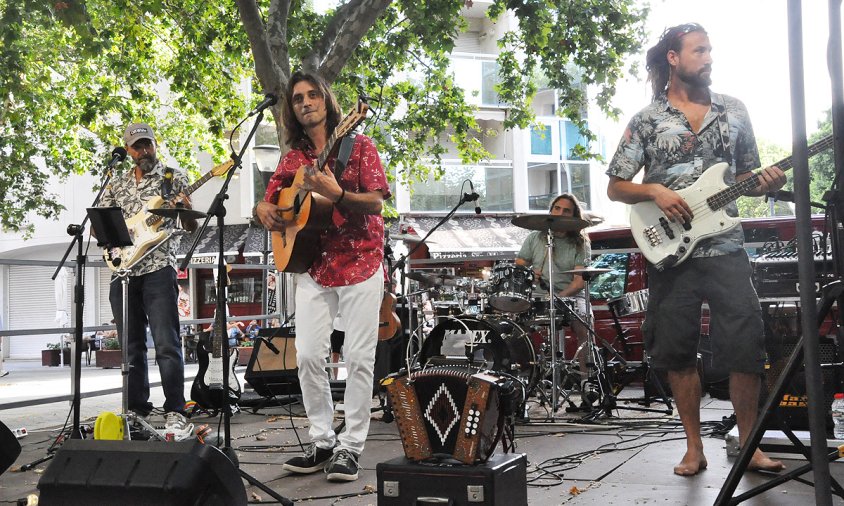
[137,155,158,173]
[676,66,712,88]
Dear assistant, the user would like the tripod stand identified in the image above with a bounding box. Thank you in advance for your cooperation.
[717,3,837,504]
[180,107,292,506]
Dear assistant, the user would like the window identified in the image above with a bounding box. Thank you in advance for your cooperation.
[563,121,587,161]
[530,125,552,156]
[481,61,501,106]
[409,164,513,212]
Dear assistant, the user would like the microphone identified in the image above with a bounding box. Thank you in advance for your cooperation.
[463,181,482,214]
[108,147,127,168]
[249,93,278,116]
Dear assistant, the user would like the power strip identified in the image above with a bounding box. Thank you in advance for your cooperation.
[13,428,27,439]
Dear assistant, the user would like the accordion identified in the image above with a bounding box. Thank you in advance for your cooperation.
[382,366,506,464]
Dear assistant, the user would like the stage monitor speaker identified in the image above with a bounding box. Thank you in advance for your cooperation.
[763,336,841,431]
[245,327,300,397]
[0,419,21,475]
[37,439,246,506]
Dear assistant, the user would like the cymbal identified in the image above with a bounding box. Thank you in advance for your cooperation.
[511,215,591,232]
[149,207,207,221]
[563,267,612,278]
[406,271,459,287]
[390,233,425,243]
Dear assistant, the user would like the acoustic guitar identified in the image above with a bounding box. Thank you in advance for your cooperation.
[378,290,401,341]
[272,98,369,273]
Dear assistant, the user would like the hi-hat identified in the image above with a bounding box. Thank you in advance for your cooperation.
[511,215,590,232]
[406,271,460,287]
[149,207,207,221]
[563,267,612,279]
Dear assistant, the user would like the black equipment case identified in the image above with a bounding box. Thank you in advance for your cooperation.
[376,452,527,506]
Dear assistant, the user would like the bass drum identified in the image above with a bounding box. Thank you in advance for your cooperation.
[420,316,538,391]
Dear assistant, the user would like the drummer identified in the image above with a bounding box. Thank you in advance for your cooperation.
[515,193,594,407]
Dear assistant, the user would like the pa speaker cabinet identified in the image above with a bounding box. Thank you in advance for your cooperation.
[377,453,527,506]
[245,327,300,397]
[37,439,246,506]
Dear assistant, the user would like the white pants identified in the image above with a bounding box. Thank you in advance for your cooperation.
[294,270,382,455]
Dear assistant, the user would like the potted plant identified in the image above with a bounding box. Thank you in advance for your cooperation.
[41,342,70,367]
[237,339,254,367]
[95,337,123,369]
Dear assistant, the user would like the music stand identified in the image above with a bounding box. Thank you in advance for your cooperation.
[87,206,167,441]
[87,207,133,250]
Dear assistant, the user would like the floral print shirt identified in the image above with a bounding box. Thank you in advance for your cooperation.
[606,91,760,257]
[100,160,190,276]
[264,134,390,287]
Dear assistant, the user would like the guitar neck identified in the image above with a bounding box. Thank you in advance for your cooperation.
[707,134,834,211]
[312,131,343,174]
[142,168,217,227]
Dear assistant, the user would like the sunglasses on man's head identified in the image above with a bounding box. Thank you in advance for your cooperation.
[660,22,705,43]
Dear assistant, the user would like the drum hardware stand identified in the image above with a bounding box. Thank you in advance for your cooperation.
[718,3,835,504]
[392,181,477,372]
[602,304,673,414]
[180,107,293,506]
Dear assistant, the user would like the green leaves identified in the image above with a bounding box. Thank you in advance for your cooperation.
[2,0,646,236]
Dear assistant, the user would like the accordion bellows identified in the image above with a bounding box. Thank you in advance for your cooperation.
[382,366,505,464]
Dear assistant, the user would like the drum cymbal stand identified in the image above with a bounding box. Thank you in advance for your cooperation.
[541,228,568,413]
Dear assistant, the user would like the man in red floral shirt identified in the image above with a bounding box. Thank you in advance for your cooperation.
[254,70,389,482]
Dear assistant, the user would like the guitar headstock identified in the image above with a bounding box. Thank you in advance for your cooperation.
[211,160,235,177]
[334,97,369,138]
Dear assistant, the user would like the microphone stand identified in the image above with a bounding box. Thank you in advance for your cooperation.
[392,192,476,371]
[179,108,292,506]
[51,162,116,439]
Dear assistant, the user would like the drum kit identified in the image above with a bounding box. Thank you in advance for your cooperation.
[404,213,629,419]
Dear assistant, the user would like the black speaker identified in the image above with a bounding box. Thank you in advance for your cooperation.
[763,337,841,431]
[0,419,21,475]
[245,327,300,397]
[37,439,246,505]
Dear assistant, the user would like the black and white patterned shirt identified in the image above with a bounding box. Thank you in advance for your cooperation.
[101,160,190,276]
[606,91,760,257]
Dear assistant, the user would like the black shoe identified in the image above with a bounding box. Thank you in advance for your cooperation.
[325,449,360,482]
[283,443,335,474]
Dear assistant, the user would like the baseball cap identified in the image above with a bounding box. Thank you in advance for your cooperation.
[123,122,156,146]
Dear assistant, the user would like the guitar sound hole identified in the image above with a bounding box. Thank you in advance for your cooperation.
[293,194,301,214]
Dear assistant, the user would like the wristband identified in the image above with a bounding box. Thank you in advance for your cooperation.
[335,188,346,205]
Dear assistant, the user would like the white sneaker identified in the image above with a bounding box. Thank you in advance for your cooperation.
[162,412,194,441]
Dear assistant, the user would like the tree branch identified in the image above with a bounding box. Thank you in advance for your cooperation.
[235,0,284,96]
[316,0,392,83]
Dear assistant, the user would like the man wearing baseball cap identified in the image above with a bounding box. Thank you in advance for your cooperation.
[99,121,197,440]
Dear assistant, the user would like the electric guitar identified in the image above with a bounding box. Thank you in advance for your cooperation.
[103,160,234,271]
[630,135,833,270]
[191,317,242,413]
[271,98,369,272]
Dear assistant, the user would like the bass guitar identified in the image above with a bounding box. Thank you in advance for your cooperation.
[103,160,234,271]
[272,98,369,272]
[630,135,833,271]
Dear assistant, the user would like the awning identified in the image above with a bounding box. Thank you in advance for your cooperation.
[394,215,530,261]
[176,224,268,259]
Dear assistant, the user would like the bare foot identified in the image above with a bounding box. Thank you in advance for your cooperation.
[747,448,785,473]
[673,450,708,476]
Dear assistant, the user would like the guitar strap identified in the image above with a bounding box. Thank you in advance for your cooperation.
[161,167,175,198]
[714,94,733,167]
[334,133,357,182]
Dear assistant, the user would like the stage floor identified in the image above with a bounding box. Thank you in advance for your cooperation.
[0,358,842,505]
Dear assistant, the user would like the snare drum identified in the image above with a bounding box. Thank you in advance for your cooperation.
[488,262,534,313]
[608,289,649,316]
[528,295,576,326]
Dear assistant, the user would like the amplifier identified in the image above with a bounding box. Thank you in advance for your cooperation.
[751,251,834,299]
[377,453,527,506]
